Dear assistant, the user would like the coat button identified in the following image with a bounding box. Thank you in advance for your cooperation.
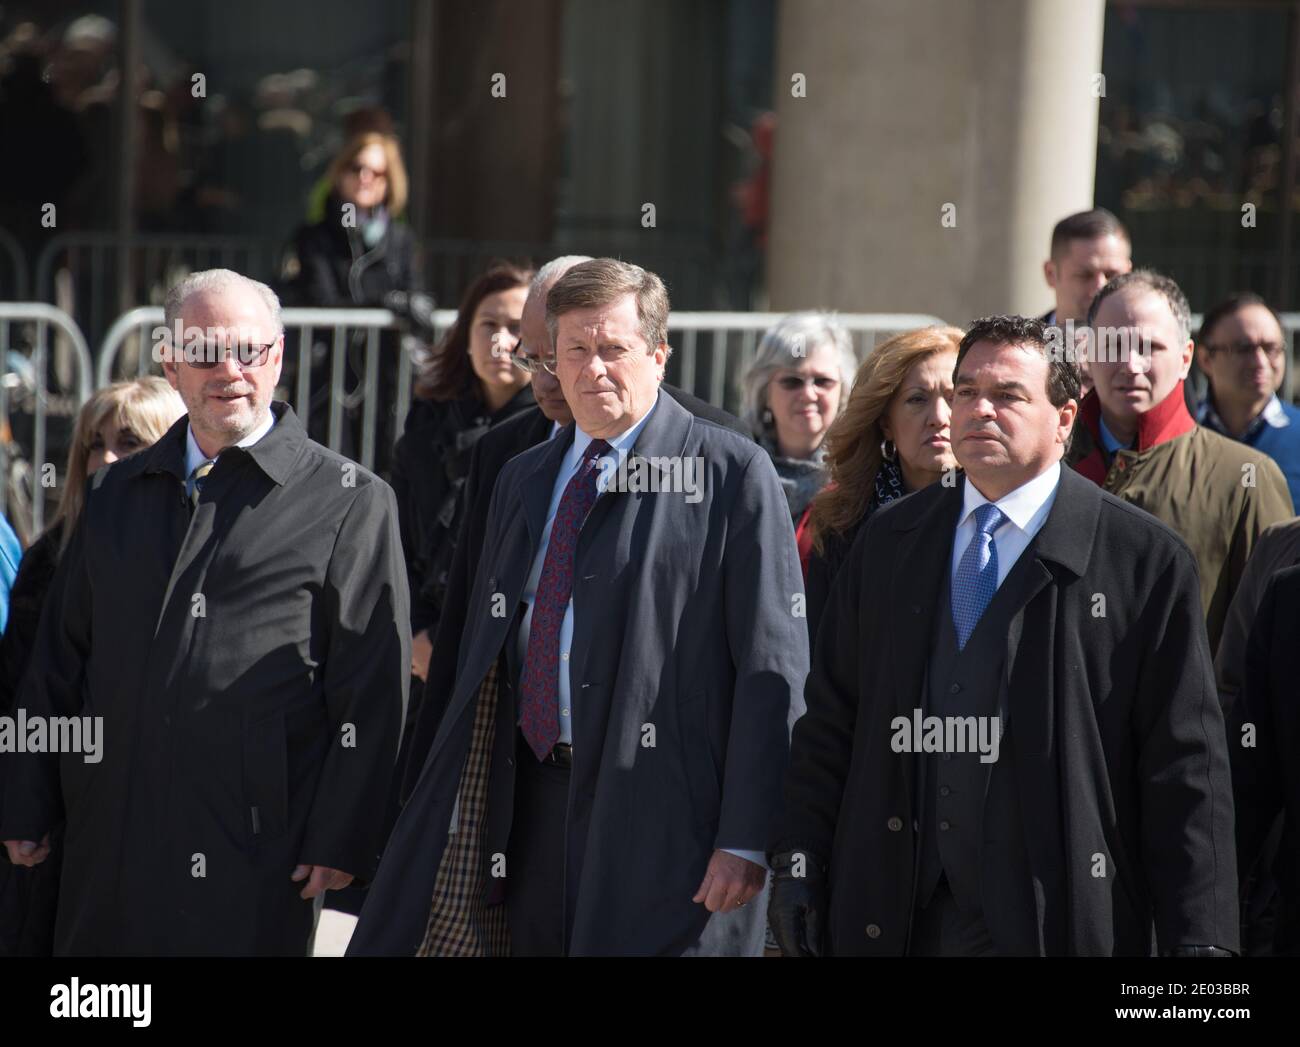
[488,577,497,589]
[940,785,951,797]
[887,817,902,831]
[865,923,881,939]
[949,683,961,694]
[939,820,951,831]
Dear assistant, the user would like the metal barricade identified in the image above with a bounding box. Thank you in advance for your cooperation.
[101,307,948,471]
[666,312,948,414]
[0,303,94,540]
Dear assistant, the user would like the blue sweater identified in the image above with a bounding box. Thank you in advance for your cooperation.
[1198,394,1300,514]
[0,515,22,635]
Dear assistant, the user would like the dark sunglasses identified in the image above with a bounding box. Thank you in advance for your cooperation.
[179,342,275,370]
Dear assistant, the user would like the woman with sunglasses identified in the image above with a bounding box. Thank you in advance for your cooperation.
[286,131,418,472]
[739,313,857,579]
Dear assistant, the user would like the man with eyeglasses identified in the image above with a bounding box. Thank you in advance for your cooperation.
[1195,293,1300,513]
[1,269,409,956]
[396,256,748,805]
[350,258,801,957]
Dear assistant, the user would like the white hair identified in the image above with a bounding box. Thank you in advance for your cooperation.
[163,268,283,338]
[530,255,595,297]
[739,312,857,435]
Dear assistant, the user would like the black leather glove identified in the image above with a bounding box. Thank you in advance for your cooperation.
[1164,945,1235,957]
[767,848,827,957]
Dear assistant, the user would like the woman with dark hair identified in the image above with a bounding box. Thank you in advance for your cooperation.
[391,261,535,683]
[803,325,964,643]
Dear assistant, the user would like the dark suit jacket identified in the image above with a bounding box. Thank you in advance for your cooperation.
[352,390,806,955]
[400,384,749,800]
[771,465,1238,956]
[1236,563,1300,954]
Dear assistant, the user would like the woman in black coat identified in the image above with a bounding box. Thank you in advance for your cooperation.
[0,377,183,956]
[802,325,963,645]
[286,132,418,471]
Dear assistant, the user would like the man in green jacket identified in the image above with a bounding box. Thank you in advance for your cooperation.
[1068,269,1293,656]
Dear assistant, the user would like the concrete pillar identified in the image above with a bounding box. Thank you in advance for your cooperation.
[766,0,1106,326]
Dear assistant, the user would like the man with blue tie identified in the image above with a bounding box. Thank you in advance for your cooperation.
[349,259,807,956]
[768,315,1238,957]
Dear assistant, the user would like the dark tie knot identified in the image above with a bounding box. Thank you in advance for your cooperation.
[582,439,612,466]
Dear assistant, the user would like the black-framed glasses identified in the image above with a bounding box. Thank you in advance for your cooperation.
[510,346,557,377]
[1206,340,1286,360]
[177,342,275,370]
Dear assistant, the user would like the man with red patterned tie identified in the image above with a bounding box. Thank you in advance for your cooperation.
[349,258,807,956]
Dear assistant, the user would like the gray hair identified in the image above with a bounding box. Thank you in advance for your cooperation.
[531,255,594,297]
[739,312,857,435]
[1087,268,1191,345]
[163,268,284,339]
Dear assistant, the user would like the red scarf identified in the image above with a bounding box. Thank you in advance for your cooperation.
[1073,381,1197,484]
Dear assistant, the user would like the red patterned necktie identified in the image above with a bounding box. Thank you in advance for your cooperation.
[518,438,611,760]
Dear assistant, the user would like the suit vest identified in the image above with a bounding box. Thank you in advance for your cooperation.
[913,541,1040,953]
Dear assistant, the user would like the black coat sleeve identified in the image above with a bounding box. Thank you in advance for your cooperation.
[298,480,411,879]
[0,515,91,842]
[1131,544,1239,953]
[292,224,349,307]
[1232,569,1288,882]
[769,515,876,861]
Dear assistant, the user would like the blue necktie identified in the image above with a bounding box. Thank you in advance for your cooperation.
[952,503,1006,650]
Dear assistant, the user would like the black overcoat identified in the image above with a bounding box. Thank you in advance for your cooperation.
[350,391,806,955]
[0,403,409,955]
[771,466,1239,955]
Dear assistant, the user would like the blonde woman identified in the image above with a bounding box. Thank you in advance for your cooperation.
[0,377,182,956]
[804,326,964,642]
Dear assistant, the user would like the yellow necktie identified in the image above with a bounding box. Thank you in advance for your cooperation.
[189,460,215,507]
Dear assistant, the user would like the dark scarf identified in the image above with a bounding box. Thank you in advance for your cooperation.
[758,431,829,520]
[866,454,907,517]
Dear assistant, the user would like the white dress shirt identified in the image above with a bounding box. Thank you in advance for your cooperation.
[950,462,1062,594]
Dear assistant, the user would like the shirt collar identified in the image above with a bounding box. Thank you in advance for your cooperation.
[184,407,277,477]
[959,461,1062,534]
[1196,392,1289,437]
[1098,413,1131,454]
[572,391,660,460]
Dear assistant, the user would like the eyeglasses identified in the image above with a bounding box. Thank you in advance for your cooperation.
[177,342,275,370]
[775,374,839,391]
[349,162,387,180]
[510,347,557,377]
[1206,340,1286,360]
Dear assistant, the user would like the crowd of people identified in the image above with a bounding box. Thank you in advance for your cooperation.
[0,204,1297,958]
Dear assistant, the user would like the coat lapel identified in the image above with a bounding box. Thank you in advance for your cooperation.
[520,424,574,554]
[887,481,963,806]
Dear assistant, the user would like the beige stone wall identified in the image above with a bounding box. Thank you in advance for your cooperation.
[766,0,1106,327]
